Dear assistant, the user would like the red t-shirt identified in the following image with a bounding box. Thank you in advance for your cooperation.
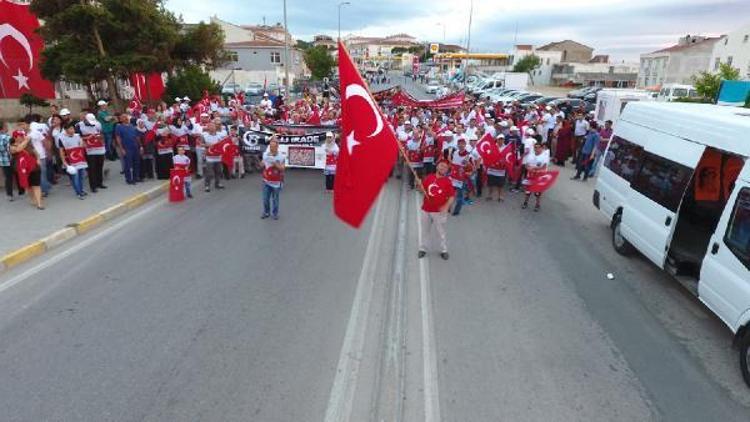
[421,174,456,213]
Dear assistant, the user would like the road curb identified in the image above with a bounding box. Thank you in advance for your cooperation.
[0,182,168,272]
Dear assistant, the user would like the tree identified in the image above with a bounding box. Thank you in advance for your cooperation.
[693,62,741,101]
[163,65,220,104]
[513,55,541,73]
[304,46,336,80]
[19,93,50,115]
[31,0,227,105]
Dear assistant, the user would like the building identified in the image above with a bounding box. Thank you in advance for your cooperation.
[510,45,563,86]
[537,40,594,63]
[709,22,750,79]
[344,33,421,65]
[552,62,639,88]
[638,35,722,88]
[209,17,305,88]
[313,35,336,50]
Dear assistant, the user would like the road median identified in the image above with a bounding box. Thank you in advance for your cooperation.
[0,182,167,273]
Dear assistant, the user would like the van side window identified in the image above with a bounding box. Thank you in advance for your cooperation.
[603,136,643,183]
[725,188,750,269]
[631,152,692,212]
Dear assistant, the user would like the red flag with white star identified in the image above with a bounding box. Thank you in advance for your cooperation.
[0,0,55,98]
[333,42,399,228]
[474,132,502,167]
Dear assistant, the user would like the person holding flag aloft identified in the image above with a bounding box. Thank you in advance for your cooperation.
[417,160,455,260]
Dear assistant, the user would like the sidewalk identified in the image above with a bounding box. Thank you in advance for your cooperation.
[0,160,165,257]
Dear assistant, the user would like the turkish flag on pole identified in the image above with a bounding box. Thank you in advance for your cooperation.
[333,42,399,228]
[0,1,55,98]
[525,170,560,193]
[475,133,502,167]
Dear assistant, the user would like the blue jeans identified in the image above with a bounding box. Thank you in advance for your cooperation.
[123,149,141,183]
[262,183,281,217]
[39,160,50,195]
[184,180,192,197]
[452,185,465,216]
[103,131,114,159]
[69,168,86,196]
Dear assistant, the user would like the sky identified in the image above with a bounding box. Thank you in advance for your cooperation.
[165,0,750,62]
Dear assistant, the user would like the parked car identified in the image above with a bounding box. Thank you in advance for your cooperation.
[222,83,241,96]
[568,86,602,99]
[425,81,443,94]
[245,82,263,96]
[518,94,545,104]
[531,96,561,105]
[548,98,594,115]
[657,83,699,102]
[593,102,750,386]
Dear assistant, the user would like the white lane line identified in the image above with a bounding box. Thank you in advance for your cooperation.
[324,194,386,422]
[415,192,441,422]
[0,200,165,295]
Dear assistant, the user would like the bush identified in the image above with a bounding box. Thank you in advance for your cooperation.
[672,97,713,104]
[163,65,220,104]
[19,93,50,114]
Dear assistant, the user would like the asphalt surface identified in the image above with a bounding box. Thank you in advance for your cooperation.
[0,77,748,421]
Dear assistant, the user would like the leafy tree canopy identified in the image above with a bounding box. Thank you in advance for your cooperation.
[304,46,336,80]
[692,62,741,101]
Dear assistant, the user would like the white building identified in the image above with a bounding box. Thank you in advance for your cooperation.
[510,45,562,86]
[638,35,722,88]
[709,22,750,79]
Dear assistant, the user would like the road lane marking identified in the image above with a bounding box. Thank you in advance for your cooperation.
[324,193,387,422]
[415,191,441,422]
[0,200,165,295]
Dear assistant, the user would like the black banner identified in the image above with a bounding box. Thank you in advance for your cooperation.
[242,129,328,153]
[263,123,340,134]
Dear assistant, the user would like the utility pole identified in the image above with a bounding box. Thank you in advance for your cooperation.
[283,0,290,98]
[463,0,473,88]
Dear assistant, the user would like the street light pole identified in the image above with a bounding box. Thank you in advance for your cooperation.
[338,1,350,42]
[463,0,473,89]
[283,0,290,98]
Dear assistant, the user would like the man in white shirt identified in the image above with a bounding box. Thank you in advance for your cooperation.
[28,119,51,196]
[573,113,589,162]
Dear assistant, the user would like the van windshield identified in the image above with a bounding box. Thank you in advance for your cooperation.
[673,88,688,98]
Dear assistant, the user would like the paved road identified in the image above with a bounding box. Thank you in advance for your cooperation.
[0,78,749,421]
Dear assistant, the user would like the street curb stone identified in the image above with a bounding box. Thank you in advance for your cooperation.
[0,182,168,274]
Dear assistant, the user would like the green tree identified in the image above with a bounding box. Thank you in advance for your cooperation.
[304,46,336,80]
[163,65,220,104]
[692,62,741,101]
[513,55,541,73]
[31,0,227,105]
[19,93,50,115]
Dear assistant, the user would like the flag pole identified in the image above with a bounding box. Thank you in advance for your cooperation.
[338,42,424,189]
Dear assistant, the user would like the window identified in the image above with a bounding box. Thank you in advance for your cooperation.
[744,35,749,43]
[631,152,693,212]
[604,136,644,183]
[725,188,750,269]
[229,52,239,62]
[727,56,734,66]
[271,51,281,64]
[714,57,721,71]
[673,88,688,98]
[724,37,729,45]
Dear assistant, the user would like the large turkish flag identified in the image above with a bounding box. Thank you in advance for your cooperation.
[0,0,55,98]
[474,133,502,167]
[333,42,398,228]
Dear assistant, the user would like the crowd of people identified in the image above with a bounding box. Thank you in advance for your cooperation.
[0,80,610,258]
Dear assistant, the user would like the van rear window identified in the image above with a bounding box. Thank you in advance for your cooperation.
[604,136,643,183]
[725,188,750,270]
[631,152,692,212]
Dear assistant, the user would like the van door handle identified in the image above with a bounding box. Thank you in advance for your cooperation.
[711,243,720,255]
[665,216,672,226]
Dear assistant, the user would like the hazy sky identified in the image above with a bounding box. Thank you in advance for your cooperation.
[165,0,750,62]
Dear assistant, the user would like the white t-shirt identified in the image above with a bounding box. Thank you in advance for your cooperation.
[202,132,224,162]
[524,150,550,168]
[262,150,285,188]
[29,129,46,159]
[574,119,589,137]
[522,137,536,156]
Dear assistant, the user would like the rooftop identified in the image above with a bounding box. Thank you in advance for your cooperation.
[647,36,722,54]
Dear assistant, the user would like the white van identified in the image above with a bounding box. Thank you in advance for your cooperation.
[593,102,750,386]
[657,83,699,102]
[594,89,654,125]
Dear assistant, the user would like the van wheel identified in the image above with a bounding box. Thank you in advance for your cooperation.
[740,329,750,388]
[612,216,634,256]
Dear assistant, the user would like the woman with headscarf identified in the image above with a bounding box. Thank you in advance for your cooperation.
[554,116,573,166]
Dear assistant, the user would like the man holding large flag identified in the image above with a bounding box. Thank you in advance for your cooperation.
[333,42,399,228]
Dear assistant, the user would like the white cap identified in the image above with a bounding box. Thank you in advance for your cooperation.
[182,96,190,101]
[200,112,209,117]
[497,133,505,138]
[545,106,551,111]
[510,125,519,131]
[59,108,71,116]
[326,131,334,137]
[263,93,269,97]
[398,132,408,141]
[85,113,97,124]
[500,121,509,127]
[174,97,181,102]
[484,113,492,118]
[525,128,536,135]
[97,100,107,106]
